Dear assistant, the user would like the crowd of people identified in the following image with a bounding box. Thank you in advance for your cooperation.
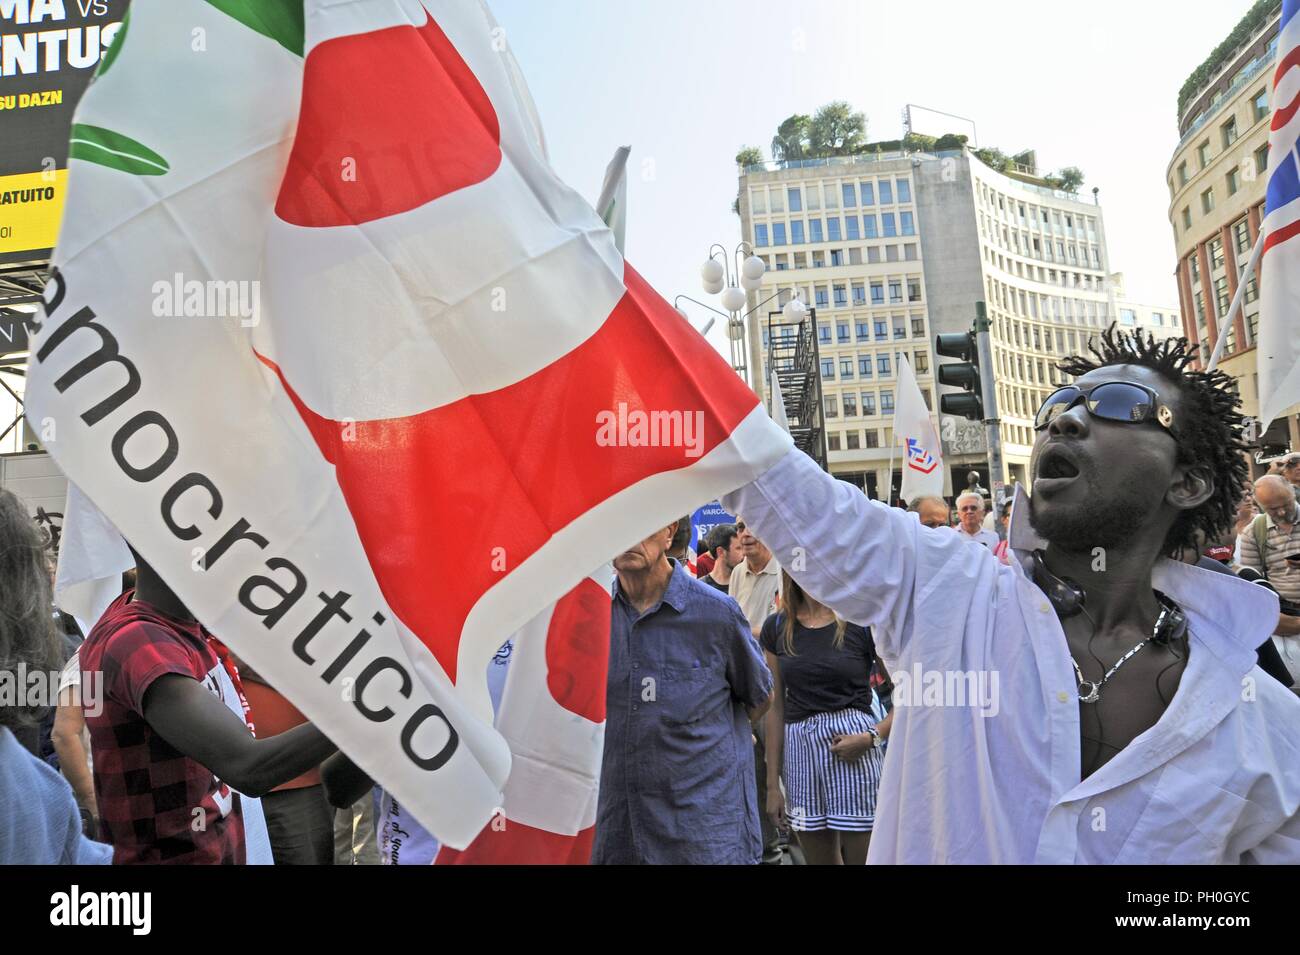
[4,327,1300,864]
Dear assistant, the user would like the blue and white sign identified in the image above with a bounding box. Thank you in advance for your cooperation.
[691,501,737,555]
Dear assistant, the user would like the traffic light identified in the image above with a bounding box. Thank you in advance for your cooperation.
[935,331,983,421]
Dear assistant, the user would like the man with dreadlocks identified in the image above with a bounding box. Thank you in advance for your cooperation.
[721,326,1300,863]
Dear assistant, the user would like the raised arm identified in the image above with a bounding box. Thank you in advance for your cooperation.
[721,448,971,661]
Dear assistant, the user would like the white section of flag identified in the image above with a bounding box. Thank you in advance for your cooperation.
[893,355,944,502]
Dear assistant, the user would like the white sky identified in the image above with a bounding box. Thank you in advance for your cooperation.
[492,0,1259,354]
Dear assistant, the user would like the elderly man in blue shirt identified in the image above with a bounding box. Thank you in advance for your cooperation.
[594,519,773,865]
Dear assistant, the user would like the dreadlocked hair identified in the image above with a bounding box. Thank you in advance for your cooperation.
[1055,323,1249,555]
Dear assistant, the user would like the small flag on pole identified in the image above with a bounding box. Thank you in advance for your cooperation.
[893,355,944,503]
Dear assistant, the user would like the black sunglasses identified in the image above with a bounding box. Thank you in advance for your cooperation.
[1033,382,1176,436]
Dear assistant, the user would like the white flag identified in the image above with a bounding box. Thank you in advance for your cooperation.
[893,355,944,502]
[596,145,630,255]
[769,370,790,434]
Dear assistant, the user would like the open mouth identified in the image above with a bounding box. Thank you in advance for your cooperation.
[1035,445,1082,484]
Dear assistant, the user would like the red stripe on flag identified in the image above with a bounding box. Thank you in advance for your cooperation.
[435,820,595,865]
[544,578,610,722]
[1263,217,1300,256]
[1273,46,1300,131]
[276,8,501,227]
[256,263,758,681]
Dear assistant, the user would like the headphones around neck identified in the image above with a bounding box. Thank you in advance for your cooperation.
[1031,549,1188,646]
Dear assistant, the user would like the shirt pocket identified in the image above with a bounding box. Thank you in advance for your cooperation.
[638,665,732,796]
[1112,764,1251,864]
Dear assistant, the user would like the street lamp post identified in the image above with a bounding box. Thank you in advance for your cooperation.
[700,242,768,401]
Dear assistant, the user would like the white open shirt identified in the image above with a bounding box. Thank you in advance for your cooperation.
[722,449,1300,863]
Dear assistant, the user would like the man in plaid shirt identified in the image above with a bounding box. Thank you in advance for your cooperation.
[80,554,336,864]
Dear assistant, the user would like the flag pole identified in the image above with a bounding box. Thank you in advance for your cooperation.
[1206,231,1265,373]
[885,440,896,505]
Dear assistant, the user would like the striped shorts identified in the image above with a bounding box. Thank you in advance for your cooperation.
[782,701,884,832]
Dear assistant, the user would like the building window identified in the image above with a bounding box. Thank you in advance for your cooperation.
[865,429,879,448]
[791,220,805,244]
[863,214,878,238]
[882,213,897,237]
[1254,88,1269,123]
[1234,219,1251,255]
[840,357,853,377]
[788,188,802,212]
[834,286,848,308]
[907,279,922,302]
[879,180,894,205]
[827,432,841,451]
[1226,167,1239,195]
[860,181,875,205]
[862,392,876,416]
[1256,144,1270,175]
[827,217,842,241]
[809,218,823,242]
[1214,276,1230,316]
[1209,237,1224,271]
[831,249,844,266]
[846,216,861,240]
[1119,308,1137,326]
[754,224,768,247]
[824,184,839,208]
[912,317,924,336]
[889,281,902,303]
[880,390,894,413]
[818,322,831,343]
[1197,139,1210,169]
[772,222,787,245]
[1221,116,1238,149]
[897,178,912,203]
[815,287,829,307]
[870,283,884,305]
[900,211,915,235]
[842,183,857,207]
[893,318,906,339]
[874,319,887,339]
[843,393,857,417]
[1177,161,1188,185]
[914,352,929,374]
[1189,254,1199,282]
[846,430,861,450]
[821,358,834,380]
[836,317,849,337]
[878,355,891,376]
[853,286,867,307]
[859,355,872,377]
[825,394,839,417]
[1200,188,1214,214]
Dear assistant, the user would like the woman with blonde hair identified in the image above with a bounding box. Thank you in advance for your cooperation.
[760,571,890,865]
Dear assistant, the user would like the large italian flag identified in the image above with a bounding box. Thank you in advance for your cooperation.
[26,0,789,853]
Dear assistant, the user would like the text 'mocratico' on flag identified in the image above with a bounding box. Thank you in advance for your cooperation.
[24,0,791,849]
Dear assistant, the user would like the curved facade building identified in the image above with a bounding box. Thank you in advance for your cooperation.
[1166,2,1298,452]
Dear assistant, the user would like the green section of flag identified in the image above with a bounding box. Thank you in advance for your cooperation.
[69,124,170,177]
[96,8,129,77]
[204,0,305,57]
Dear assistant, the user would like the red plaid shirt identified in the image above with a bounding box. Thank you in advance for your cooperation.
[80,591,247,865]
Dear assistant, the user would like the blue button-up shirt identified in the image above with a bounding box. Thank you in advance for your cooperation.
[593,560,773,864]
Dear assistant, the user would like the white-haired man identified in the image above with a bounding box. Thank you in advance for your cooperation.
[955,492,998,549]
